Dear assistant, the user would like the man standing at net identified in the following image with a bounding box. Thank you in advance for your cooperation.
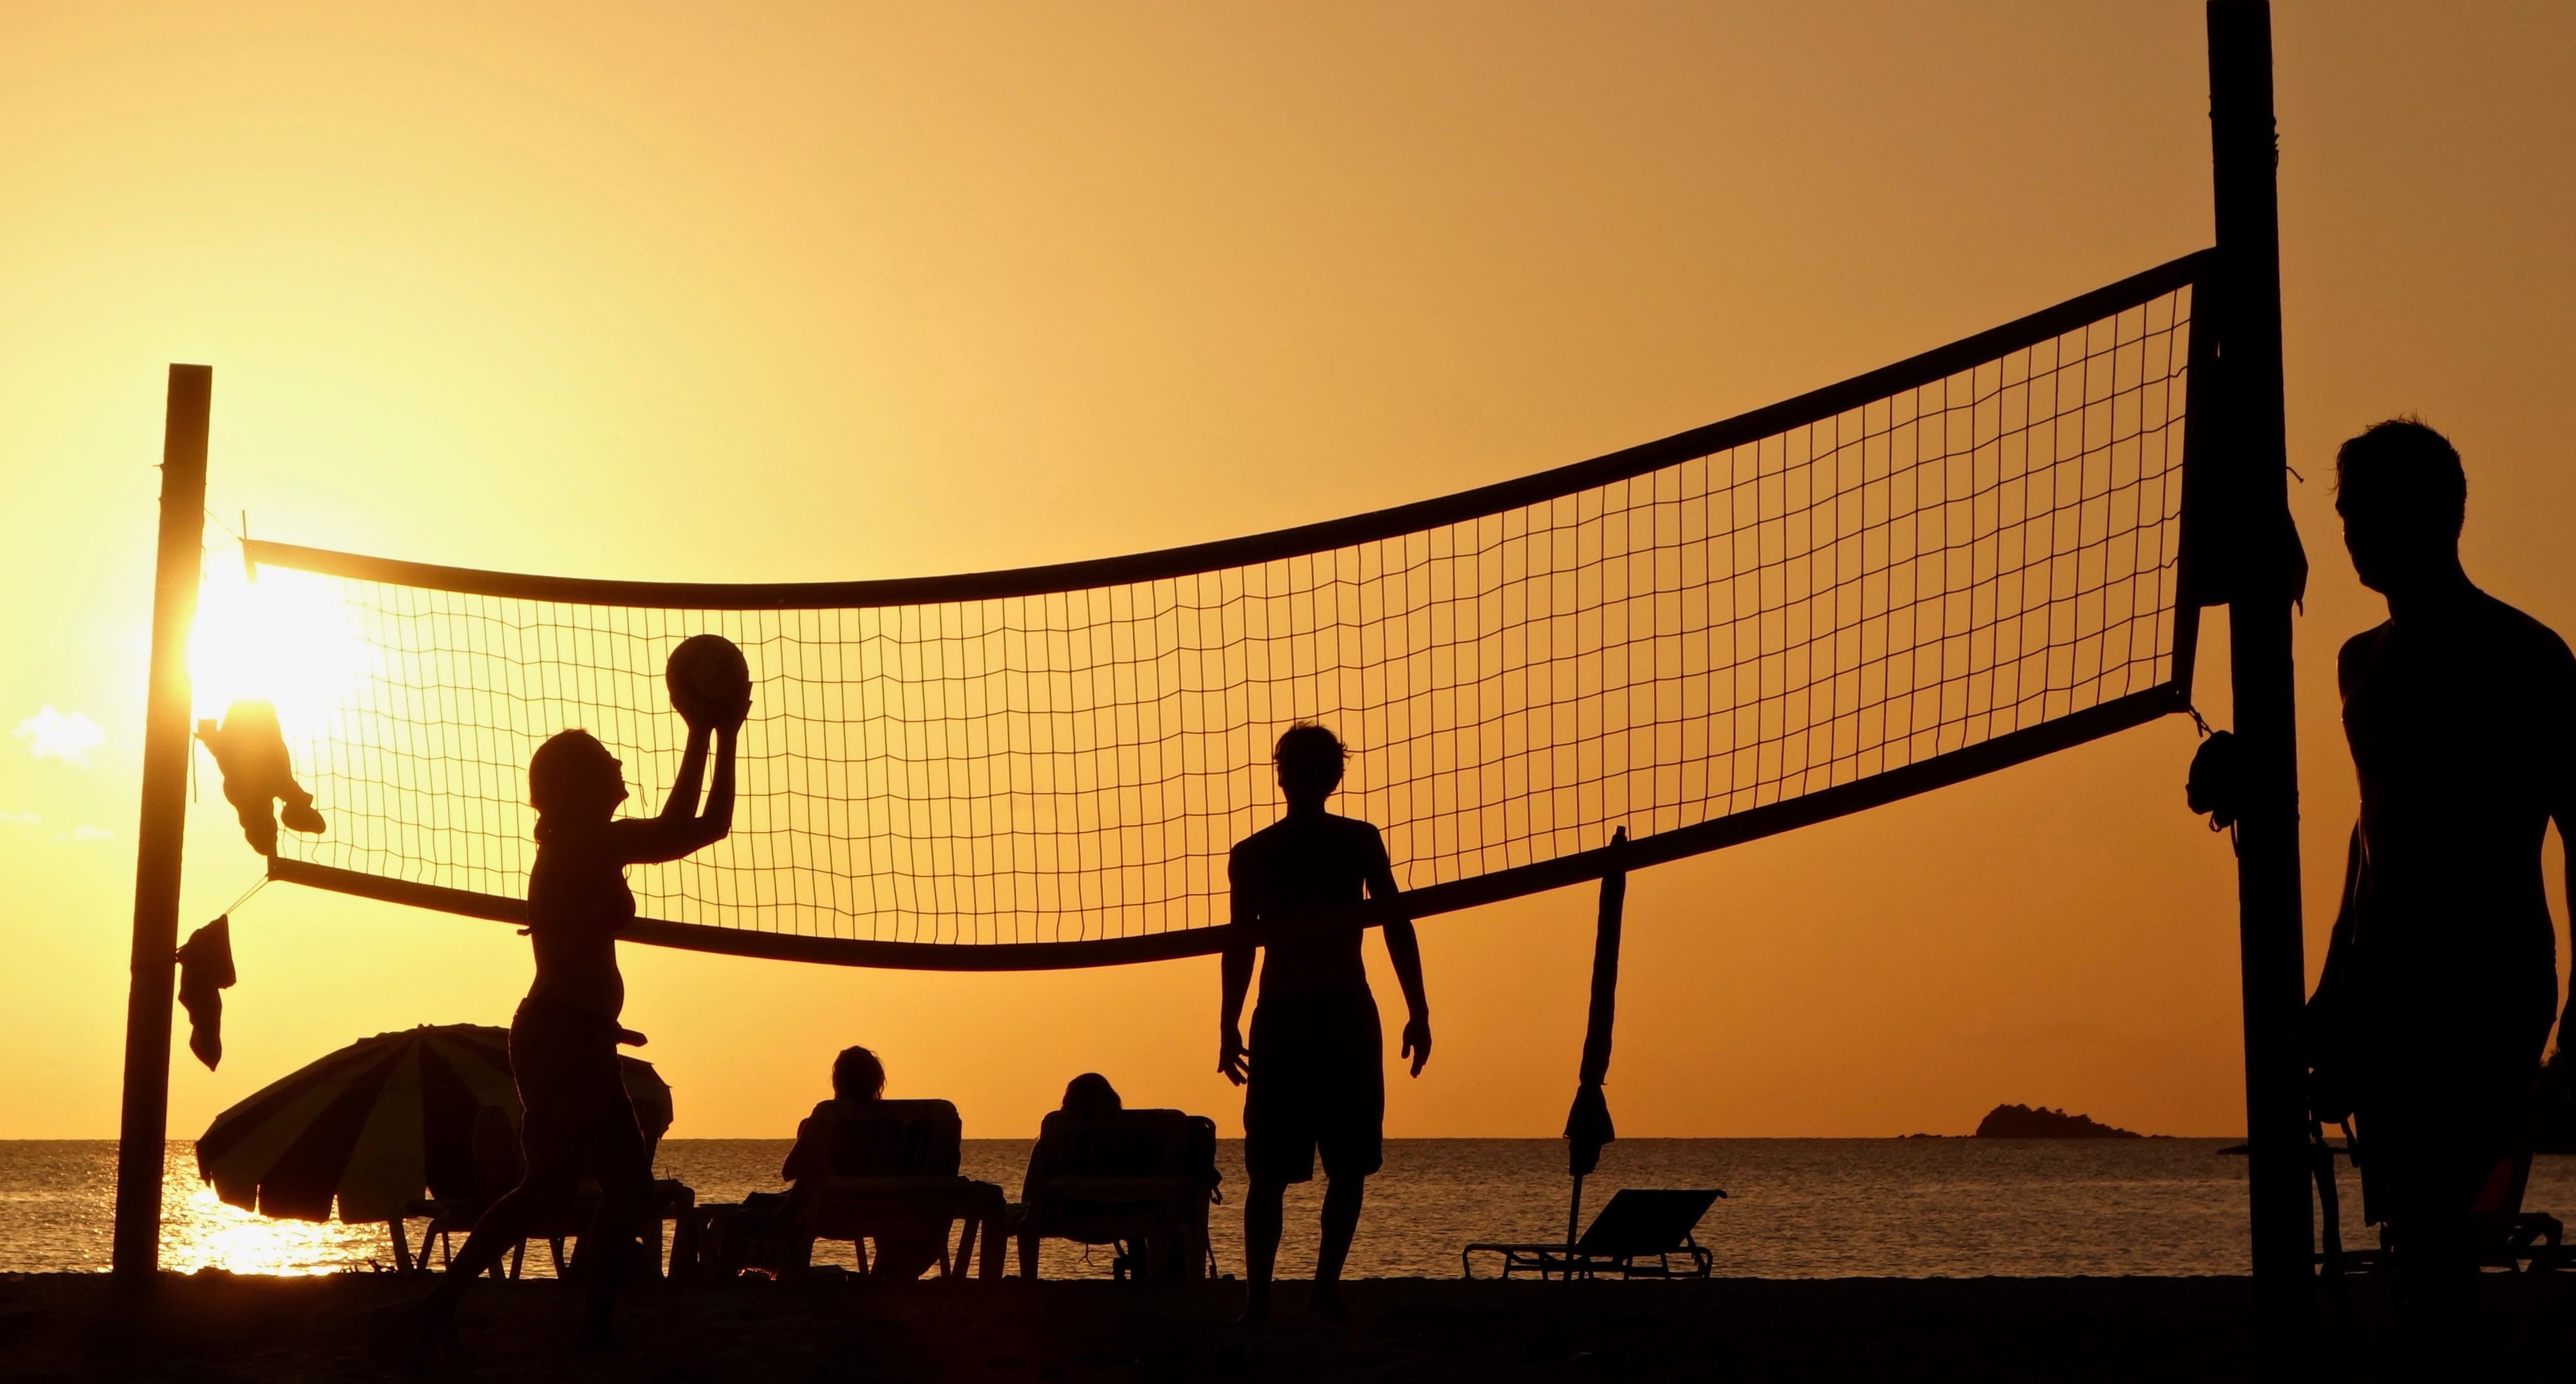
[1220,723,1431,1323]
[2307,418,2576,1372]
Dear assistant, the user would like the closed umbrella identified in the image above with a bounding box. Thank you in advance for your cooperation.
[196,1023,672,1224]
[1561,829,1627,1245]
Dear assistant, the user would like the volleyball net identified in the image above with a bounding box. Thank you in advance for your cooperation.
[240,252,2207,969]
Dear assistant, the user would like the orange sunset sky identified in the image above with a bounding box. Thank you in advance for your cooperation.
[3,2,2571,1143]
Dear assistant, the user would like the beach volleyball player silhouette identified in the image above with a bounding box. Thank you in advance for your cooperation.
[412,634,748,1351]
[2303,419,2576,1372]
[1219,723,1430,1324]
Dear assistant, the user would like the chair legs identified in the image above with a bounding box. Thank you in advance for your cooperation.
[1182,1216,1212,1281]
[783,1208,1013,1281]
[979,1211,1005,1281]
[1017,1213,1206,1282]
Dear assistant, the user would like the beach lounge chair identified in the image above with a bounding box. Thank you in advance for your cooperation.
[390,1101,697,1282]
[2470,1147,2565,1272]
[1014,1109,1221,1280]
[400,1182,699,1282]
[2312,1135,2563,1275]
[782,1098,1009,1281]
[1462,1188,1724,1281]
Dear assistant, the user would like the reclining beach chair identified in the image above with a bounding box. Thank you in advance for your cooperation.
[1462,1188,1723,1281]
[2470,1143,2565,1272]
[396,1102,697,1283]
[1014,1109,1221,1280]
[2312,1130,2563,1276]
[783,1098,1009,1281]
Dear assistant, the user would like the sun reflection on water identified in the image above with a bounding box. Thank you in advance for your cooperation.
[0,1144,407,1275]
[157,1146,393,1276]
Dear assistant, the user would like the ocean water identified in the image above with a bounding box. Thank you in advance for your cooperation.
[10,1138,2566,1280]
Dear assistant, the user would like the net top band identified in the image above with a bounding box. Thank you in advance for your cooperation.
[246,250,2213,610]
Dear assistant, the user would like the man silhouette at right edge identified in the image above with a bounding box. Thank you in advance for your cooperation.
[2307,418,2576,1375]
[1220,723,1430,1325]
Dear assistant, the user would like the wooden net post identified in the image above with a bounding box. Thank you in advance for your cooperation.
[2207,2,2315,1364]
[110,364,211,1285]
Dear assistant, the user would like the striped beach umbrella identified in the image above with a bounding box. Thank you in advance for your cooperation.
[196,1023,673,1224]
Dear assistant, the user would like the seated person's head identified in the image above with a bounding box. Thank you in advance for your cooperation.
[1273,722,1346,805]
[529,730,628,839]
[2335,416,2467,595]
[1060,1072,1122,1117]
[832,1045,886,1103]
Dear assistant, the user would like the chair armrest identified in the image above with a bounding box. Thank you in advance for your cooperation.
[801,1177,1008,1218]
[806,1175,984,1190]
[1043,1176,1210,1199]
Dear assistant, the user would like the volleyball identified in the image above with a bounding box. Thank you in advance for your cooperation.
[665,634,751,729]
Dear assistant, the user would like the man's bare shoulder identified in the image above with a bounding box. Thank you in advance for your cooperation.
[1233,814,1384,857]
[1325,811,1389,852]
[2339,621,2394,696]
[2472,591,2576,671]
[1232,819,1292,859]
[1321,810,1382,834]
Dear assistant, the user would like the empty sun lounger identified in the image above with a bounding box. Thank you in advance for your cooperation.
[2316,1134,2564,1276]
[1462,1188,1724,1281]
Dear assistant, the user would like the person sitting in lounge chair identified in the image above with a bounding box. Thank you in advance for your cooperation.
[782,1045,949,1278]
[1020,1073,1124,1203]
[1015,1073,1220,1279]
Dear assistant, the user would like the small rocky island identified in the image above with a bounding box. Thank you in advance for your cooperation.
[1972,1103,2151,1139]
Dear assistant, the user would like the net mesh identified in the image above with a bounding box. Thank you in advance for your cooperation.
[246,275,2196,956]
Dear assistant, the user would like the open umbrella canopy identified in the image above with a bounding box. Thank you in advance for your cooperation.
[196,1023,672,1223]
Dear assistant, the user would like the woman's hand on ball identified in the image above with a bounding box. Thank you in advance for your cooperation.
[679,687,750,732]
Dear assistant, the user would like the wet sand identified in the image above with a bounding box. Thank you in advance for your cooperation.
[5,1271,2574,1381]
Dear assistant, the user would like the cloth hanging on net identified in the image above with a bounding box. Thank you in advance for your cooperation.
[177,915,236,1070]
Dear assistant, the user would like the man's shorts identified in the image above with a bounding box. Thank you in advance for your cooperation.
[1243,990,1385,1184]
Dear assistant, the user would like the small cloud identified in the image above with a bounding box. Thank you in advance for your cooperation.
[16,707,107,767]
[0,810,38,827]
[53,825,114,844]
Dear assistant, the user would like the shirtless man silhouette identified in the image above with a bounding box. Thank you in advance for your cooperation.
[413,696,742,1350]
[1219,723,1429,1324]
[2308,418,2576,1370]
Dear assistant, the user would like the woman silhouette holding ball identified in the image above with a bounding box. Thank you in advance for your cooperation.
[416,635,749,1350]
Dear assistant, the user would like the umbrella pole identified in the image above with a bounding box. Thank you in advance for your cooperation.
[1567,1173,1584,1254]
[1557,829,1628,1281]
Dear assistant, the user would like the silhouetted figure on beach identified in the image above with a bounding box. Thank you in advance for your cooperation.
[1220,723,1430,1323]
[779,1045,950,1278]
[1018,1072,1127,1224]
[2307,419,2576,1374]
[415,702,742,1350]
[1058,1071,1123,1118]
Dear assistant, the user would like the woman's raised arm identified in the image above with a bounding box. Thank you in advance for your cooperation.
[618,722,739,864]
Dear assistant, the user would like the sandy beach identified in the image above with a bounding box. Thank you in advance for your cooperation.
[6,1271,2574,1382]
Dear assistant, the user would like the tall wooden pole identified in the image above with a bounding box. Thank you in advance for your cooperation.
[111,364,210,1285]
[2207,2,2312,1362]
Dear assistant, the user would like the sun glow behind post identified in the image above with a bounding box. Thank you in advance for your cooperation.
[188,554,368,733]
